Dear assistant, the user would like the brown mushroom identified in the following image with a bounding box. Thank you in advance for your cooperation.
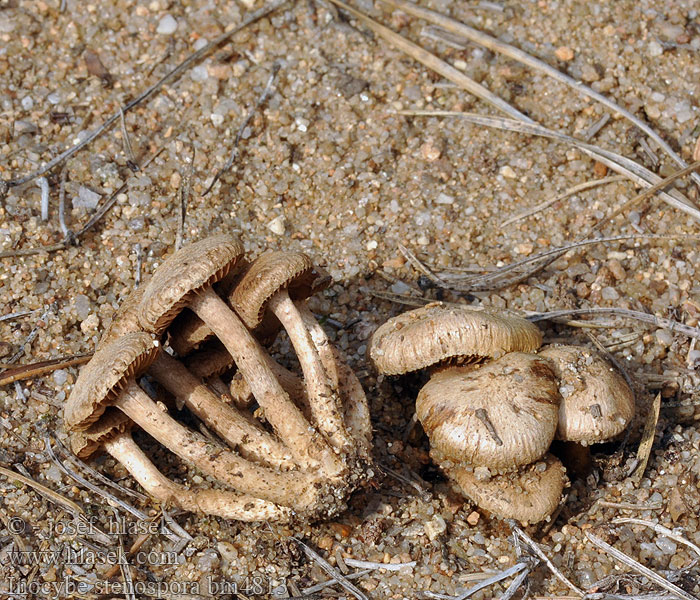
[71,413,292,522]
[101,285,294,470]
[538,344,635,444]
[64,332,324,512]
[229,251,351,450]
[137,236,341,474]
[450,453,566,524]
[416,353,560,473]
[368,302,543,376]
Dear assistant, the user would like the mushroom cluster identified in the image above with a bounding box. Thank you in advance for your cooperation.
[65,235,372,523]
[368,302,634,524]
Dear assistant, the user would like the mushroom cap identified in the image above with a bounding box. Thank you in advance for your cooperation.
[367,302,543,375]
[416,352,560,472]
[230,250,327,329]
[450,453,566,524]
[98,285,145,349]
[64,332,159,432]
[139,235,245,335]
[538,344,635,444]
[184,340,235,379]
[70,409,132,459]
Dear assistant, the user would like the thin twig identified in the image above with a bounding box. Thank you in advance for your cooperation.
[500,565,532,600]
[0,353,91,386]
[119,105,136,164]
[203,63,280,196]
[1,0,288,189]
[510,522,584,597]
[596,501,663,511]
[1,305,53,368]
[302,570,371,595]
[501,176,625,227]
[175,145,195,249]
[379,0,700,188]
[344,557,416,571]
[611,518,700,559]
[326,0,534,123]
[395,111,700,221]
[294,537,369,600]
[0,465,84,518]
[0,309,40,323]
[57,167,73,241]
[38,177,50,221]
[527,309,700,341]
[585,532,696,600]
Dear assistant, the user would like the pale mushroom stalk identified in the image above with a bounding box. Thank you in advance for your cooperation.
[113,377,319,507]
[138,237,342,475]
[148,351,296,470]
[105,431,292,522]
[187,287,343,474]
[230,251,351,451]
[267,290,352,449]
[101,287,295,469]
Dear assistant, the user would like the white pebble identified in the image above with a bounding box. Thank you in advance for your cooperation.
[424,515,446,541]
[53,369,69,386]
[601,286,619,300]
[435,192,454,205]
[21,96,34,110]
[267,215,285,235]
[156,14,178,35]
[73,186,101,210]
[655,536,677,554]
[647,40,663,57]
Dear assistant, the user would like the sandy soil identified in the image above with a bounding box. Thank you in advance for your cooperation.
[1,0,699,598]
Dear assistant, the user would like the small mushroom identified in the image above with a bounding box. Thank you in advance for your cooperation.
[230,251,351,450]
[450,453,567,524]
[137,235,340,474]
[64,332,323,512]
[71,412,292,522]
[538,344,635,444]
[368,302,543,376]
[101,284,294,470]
[416,353,560,472]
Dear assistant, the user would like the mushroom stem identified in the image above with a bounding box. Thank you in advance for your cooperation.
[187,287,343,475]
[267,291,351,450]
[229,356,310,416]
[300,308,373,451]
[114,378,319,508]
[148,351,296,470]
[105,431,292,522]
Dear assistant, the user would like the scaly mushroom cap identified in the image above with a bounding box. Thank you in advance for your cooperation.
[450,453,566,524]
[98,285,145,349]
[230,250,326,329]
[64,332,159,431]
[416,353,560,472]
[367,302,543,375]
[70,409,132,459]
[538,344,635,445]
[139,235,245,335]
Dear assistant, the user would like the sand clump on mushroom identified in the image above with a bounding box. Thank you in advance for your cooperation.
[368,302,635,524]
[64,235,372,522]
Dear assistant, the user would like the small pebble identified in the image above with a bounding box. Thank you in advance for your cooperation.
[73,186,101,210]
[53,369,69,386]
[267,215,286,235]
[156,14,178,35]
[555,46,574,61]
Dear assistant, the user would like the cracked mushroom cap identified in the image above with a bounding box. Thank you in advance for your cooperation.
[450,453,566,524]
[139,235,245,335]
[64,332,159,432]
[539,344,635,445]
[367,303,543,376]
[230,250,330,329]
[416,353,560,472]
[70,409,132,459]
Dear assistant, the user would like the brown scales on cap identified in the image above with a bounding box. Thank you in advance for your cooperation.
[368,302,543,376]
[417,352,560,472]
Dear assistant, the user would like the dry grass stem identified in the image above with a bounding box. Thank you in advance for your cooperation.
[612,518,700,559]
[395,111,700,221]
[0,354,92,386]
[1,0,288,190]
[501,176,626,227]
[378,0,700,188]
[585,532,696,600]
[326,0,534,122]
